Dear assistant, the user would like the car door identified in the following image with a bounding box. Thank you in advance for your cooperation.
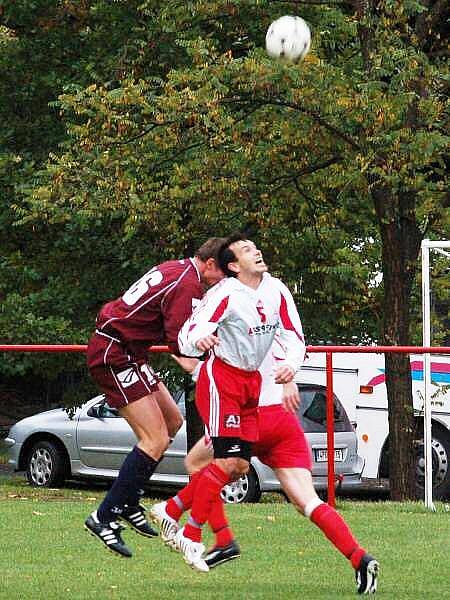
[76,398,136,470]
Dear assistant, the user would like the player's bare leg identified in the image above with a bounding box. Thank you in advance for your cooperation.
[152,381,184,439]
[276,467,379,594]
[185,436,214,473]
[121,391,171,458]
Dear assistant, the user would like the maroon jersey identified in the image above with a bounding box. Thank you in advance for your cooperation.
[95,258,204,359]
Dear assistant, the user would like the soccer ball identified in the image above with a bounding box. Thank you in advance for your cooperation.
[265,15,311,63]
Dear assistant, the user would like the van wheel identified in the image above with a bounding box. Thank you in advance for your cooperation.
[26,440,68,487]
[415,429,450,500]
[220,467,261,504]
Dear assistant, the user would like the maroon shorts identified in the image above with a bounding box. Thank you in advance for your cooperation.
[195,356,262,443]
[253,404,312,470]
[86,331,160,409]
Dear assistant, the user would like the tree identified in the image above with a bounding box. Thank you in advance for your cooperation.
[3,1,449,497]
[0,0,195,403]
[351,0,449,499]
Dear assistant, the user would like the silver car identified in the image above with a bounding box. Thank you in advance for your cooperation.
[5,384,364,503]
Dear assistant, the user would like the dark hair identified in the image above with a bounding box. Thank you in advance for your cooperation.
[218,233,248,277]
[194,237,227,262]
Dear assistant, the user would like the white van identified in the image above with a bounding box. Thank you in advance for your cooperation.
[298,352,450,499]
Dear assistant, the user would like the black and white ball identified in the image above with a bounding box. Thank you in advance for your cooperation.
[265,15,311,63]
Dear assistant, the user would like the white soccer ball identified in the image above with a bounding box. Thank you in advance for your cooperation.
[265,15,311,63]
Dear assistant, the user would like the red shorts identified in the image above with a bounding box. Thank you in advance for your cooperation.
[253,404,312,470]
[86,331,160,409]
[196,357,261,443]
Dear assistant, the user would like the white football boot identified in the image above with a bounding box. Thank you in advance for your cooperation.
[149,501,179,548]
[175,527,209,573]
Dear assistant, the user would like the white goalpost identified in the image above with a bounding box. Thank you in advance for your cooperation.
[421,239,450,511]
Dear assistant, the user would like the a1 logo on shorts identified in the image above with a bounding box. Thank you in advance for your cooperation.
[224,414,240,429]
[116,367,139,388]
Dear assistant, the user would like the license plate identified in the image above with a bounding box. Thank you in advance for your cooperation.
[315,448,345,462]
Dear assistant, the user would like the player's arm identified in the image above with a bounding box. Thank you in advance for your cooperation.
[178,284,230,356]
[274,281,306,383]
[171,355,202,382]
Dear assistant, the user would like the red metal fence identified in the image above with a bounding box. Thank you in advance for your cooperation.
[1,344,449,507]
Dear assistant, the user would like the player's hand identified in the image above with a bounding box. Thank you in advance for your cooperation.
[282,381,300,414]
[196,334,220,352]
[171,354,200,374]
[274,365,295,384]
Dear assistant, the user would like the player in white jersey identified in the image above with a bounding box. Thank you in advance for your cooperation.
[177,270,304,373]
[151,343,380,594]
[158,234,305,572]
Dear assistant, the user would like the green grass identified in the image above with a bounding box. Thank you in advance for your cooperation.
[0,438,8,464]
[0,478,449,599]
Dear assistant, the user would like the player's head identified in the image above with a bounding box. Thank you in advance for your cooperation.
[194,237,227,286]
[218,233,267,279]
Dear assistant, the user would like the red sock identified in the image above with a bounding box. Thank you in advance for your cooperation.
[166,469,205,521]
[208,498,234,547]
[310,502,366,568]
[184,464,231,542]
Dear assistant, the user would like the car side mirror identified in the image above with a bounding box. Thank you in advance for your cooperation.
[87,401,106,418]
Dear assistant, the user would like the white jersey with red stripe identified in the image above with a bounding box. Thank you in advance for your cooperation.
[193,338,292,408]
[257,337,287,407]
[178,272,305,372]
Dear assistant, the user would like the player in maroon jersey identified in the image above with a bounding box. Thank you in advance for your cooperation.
[84,238,225,558]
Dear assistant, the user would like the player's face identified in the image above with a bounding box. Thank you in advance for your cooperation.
[228,240,267,277]
[202,258,225,287]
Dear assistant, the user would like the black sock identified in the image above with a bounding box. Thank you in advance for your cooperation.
[97,446,158,523]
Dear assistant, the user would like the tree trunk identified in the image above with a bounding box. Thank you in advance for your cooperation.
[372,185,422,499]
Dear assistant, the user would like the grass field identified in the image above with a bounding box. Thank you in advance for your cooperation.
[0,475,449,599]
[0,437,8,464]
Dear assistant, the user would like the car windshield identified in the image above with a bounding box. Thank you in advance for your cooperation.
[298,387,351,433]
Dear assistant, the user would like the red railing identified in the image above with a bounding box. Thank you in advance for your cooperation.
[310,346,449,506]
[1,344,449,507]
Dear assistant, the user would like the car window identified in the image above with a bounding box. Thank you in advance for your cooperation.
[96,391,188,420]
[98,403,120,418]
[297,386,351,433]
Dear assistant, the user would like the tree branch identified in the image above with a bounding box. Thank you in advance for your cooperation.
[259,155,341,186]
[257,97,362,152]
[275,0,348,5]
[107,122,175,147]
[222,94,362,152]
[148,141,204,175]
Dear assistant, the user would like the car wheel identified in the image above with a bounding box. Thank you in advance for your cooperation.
[415,429,450,500]
[26,440,68,488]
[220,467,261,504]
